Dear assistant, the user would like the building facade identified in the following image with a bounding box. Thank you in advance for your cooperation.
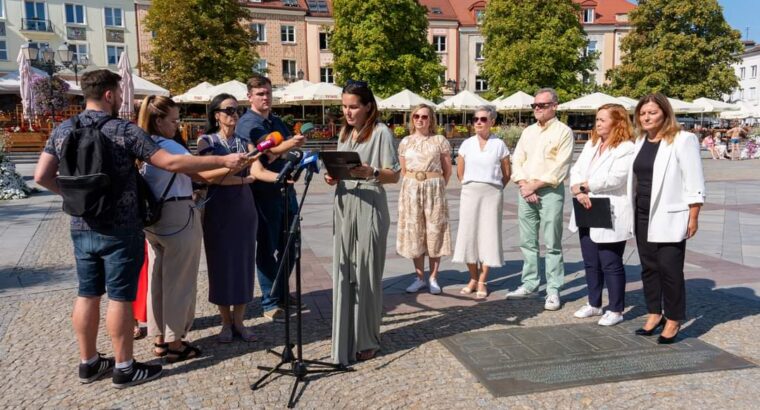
[0,0,140,75]
[731,42,760,107]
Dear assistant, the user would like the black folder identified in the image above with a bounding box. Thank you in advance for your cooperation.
[572,197,613,229]
[319,151,363,180]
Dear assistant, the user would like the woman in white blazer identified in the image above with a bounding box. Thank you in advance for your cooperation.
[628,93,705,344]
[569,104,635,326]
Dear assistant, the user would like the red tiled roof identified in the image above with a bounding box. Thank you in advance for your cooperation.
[449,1,484,27]
[576,0,636,25]
[419,0,458,21]
[242,0,308,12]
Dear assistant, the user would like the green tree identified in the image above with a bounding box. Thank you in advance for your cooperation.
[330,0,444,99]
[606,0,742,100]
[143,0,258,94]
[481,0,596,101]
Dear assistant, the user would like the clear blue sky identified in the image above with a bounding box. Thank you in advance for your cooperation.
[718,0,758,41]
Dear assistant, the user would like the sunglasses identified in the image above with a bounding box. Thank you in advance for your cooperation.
[412,114,429,120]
[473,116,490,123]
[216,107,239,116]
[344,79,369,90]
[530,102,555,110]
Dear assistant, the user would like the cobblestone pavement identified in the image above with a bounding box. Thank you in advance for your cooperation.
[0,159,758,409]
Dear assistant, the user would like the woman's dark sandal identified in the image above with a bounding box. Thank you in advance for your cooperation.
[356,349,377,362]
[153,343,169,357]
[165,342,201,364]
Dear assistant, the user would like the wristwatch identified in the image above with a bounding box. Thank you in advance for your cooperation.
[579,185,587,193]
[371,167,380,180]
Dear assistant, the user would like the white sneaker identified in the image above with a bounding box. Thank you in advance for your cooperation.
[405,278,427,293]
[573,304,603,318]
[597,311,624,326]
[544,293,561,311]
[429,278,442,295]
[505,286,536,299]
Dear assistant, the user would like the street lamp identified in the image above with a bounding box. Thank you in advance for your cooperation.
[446,78,467,93]
[297,68,304,81]
[58,42,89,84]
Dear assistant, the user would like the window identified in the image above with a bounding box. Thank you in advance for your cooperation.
[740,67,746,80]
[0,0,5,18]
[282,0,298,7]
[251,23,266,42]
[68,43,88,62]
[307,0,328,12]
[281,25,295,43]
[253,59,268,75]
[751,87,757,102]
[475,76,488,92]
[586,40,597,57]
[0,22,5,36]
[282,59,297,79]
[433,35,446,53]
[104,7,123,27]
[475,9,485,25]
[319,32,330,50]
[0,40,7,61]
[475,42,484,60]
[24,1,48,31]
[321,67,334,83]
[107,45,124,65]
[583,8,595,23]
[752,65,758,79]
[65,4,85,24]
[431,7,442,14]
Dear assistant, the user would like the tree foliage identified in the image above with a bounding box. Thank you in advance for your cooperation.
[481,0,595,101]
[143,0,258,94]
[606,0,742,100]
[330,0,444,99]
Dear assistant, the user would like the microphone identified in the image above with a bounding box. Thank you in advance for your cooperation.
[276,149,304,184]
[247,131,284,157]
[291,150,320,182]
[299,122,315,135]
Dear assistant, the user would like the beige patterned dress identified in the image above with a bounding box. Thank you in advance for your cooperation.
[396,134,452,259]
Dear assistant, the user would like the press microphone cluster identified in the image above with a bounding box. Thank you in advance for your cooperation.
[247,131,285,157]
[276,149,304,184]
[291,150,320,182]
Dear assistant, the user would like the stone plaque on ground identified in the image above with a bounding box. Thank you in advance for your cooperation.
[440,323,756,397]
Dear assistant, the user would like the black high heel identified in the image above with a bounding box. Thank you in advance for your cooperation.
[635,317,666,336]
[657,323,681,344]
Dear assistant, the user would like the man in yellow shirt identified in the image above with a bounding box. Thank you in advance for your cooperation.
[505,88,573,311]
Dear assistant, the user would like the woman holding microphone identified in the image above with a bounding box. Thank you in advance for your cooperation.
[568,103,635,326]
[325,80,400,364]
[629,93,705,343]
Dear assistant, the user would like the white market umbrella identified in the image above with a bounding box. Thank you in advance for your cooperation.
[0,66,47,94]
[617,96,639,107]
[272,79,313,100]
[207,80,249,103]
[667,97,704,114]
[117,51,134,119]
[494,91,535,123]
[377,89,436,111]
[17,49,35,120]
[283,82,343,123]
[490,95,505,104]
[172,81,214,103]
[437,90,491,122]
[692,97,740,113]
[558,92,634,113]
[720,102,760,119]
[65,73,170,98]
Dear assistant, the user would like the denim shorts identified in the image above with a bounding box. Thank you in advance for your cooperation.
[71,229,145,301]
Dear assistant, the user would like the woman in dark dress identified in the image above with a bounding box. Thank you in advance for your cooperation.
[196,93,278,343]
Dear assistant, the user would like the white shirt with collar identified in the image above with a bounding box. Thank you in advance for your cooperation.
[568,139,635,243]
[626,131,706,243]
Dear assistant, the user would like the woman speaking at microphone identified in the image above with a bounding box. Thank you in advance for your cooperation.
[325,80,400,364]
[196,93,279,343]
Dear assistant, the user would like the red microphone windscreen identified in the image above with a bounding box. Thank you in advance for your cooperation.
[256,131,284,152]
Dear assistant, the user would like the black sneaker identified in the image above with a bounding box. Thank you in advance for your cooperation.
[111,361,162,389]
[78,353,115,384]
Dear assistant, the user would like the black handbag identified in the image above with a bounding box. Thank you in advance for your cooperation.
[137,172,177,227]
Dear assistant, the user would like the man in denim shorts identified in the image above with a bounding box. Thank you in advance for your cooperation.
[34,70,249,388]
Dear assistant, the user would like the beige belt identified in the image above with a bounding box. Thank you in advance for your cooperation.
[406,170,442,181]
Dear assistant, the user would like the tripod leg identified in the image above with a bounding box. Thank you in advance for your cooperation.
[251,361,286,390]
[287,377,301,409]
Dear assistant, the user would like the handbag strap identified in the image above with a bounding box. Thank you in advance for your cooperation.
[158,173,177,202]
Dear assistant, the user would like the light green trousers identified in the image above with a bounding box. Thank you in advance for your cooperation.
[517,184,566,294]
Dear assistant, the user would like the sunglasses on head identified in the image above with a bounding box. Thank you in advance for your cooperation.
[344,79,369,89]
[473,116,490,123]
[216,107,239,116]
[412,114,429,120]
[530,102,555,110]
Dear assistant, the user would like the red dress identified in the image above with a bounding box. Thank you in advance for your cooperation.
[132,241,149,323]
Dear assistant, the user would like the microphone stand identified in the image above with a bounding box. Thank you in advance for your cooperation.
[251,166,350,408]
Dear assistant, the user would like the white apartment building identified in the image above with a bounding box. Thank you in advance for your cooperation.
[0,0,140,76]
[731,43,760,107]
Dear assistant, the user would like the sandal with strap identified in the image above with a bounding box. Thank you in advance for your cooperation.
[133,326,147,340]
[165,341,201,364]
[153,343,168,357]
[474,282,488,300]
[460,280,478,295]
[356,349,378,362]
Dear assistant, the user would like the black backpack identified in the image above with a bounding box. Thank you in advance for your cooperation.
[56,116,116,221]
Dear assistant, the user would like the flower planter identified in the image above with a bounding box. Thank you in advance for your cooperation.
[4,132,48,153]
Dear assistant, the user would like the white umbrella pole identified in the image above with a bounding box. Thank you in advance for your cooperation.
[302,104,305,119]
[322,102,325,125]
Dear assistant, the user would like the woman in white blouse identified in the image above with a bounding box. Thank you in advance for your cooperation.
[568,103,635,326]
[452,106,511,299]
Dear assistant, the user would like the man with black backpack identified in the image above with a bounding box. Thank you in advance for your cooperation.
[34,69,249,388]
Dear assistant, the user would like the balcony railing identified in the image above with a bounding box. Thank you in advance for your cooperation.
[21,18,53,33]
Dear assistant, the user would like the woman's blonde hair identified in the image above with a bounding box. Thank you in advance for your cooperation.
[137,95,179,138]
[590,103,634,148]
[634,93,680,144]
[408,104,437,135]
